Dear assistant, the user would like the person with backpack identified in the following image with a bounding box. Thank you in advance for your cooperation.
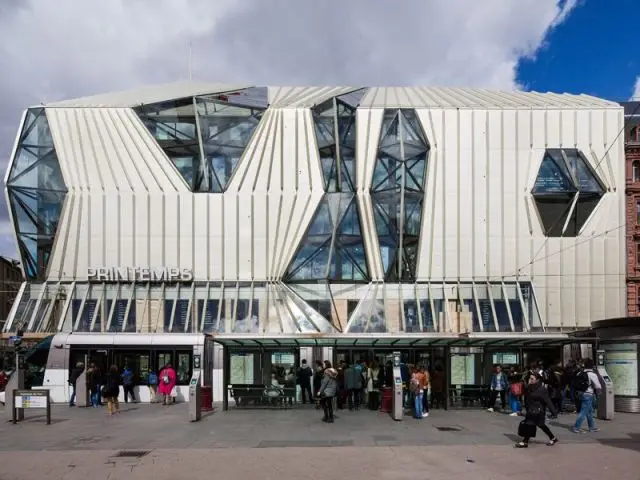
[573,358,602,433]
[121,366,137,403]
[158,363,177,406]
[147,370,159,403]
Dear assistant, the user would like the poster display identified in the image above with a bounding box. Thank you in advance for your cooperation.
[602,343,638,397]
[230,354,254,384]
[450,354,475,385]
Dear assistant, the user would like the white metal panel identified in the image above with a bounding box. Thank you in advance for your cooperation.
[209,195,224,279]
[442,109,459,278]
[193,195,209,279]
[223,195,238,280]
[47,82,249,108]
[120,192,135,267]
[148,193,165,266]
[104,192,119,267]
[502,110,519,278]
[178,193,194,270]
[428,109,445,280]
[457,109,474,280]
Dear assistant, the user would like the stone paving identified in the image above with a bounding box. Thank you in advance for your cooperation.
[0,404,638,479]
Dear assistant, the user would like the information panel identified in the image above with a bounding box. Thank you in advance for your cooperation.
[15,392,48,408]
[602,343,638,397]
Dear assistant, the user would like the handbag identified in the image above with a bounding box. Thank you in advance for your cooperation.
[510,382,523,396]
[517,420,537,438]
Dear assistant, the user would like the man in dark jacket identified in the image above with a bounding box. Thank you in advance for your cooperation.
[344,362,363,410]
[297,360,314,404]
[68,362,84,407]
[515,373,558,448]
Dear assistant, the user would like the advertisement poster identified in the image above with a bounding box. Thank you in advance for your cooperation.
[603,343,638,397]
[450,354,475,385]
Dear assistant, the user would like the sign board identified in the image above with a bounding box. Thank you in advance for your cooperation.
[15,392,48,409]
[88,267,193,282]
[12,389,51,425]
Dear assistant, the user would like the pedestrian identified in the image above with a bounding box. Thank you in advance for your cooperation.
[313,360,324,409]
[366,361,381,410]
[122,365,137,403]
[68,361,84,407]
[148,369,159,403]
[86,363,101,408]
[158,363,177,405]
[515,373,558,448]
[104,365,121,416]
[297,359,313,404]
[318,366,338,423]
[573,358,602,433]
[487,364,508,412]
[344,361,363,410]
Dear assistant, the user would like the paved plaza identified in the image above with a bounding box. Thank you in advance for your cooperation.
[0,404,638,479]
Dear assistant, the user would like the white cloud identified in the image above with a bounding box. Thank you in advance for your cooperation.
[0,0,579,258]
[632,76,640,100]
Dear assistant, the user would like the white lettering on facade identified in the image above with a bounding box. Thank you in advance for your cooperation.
[87,267,193,282]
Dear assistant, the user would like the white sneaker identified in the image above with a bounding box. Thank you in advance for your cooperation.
[510,412,519,417]
[424,412,429,417]
[487,408,494,412]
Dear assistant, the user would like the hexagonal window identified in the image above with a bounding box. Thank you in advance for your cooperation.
[134,87,267,192]
[6,108,68,280]
[532,148,605,237]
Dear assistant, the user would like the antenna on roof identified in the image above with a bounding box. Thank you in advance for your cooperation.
[188,40,193,81]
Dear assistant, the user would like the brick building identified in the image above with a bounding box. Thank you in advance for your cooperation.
[625,101,640,315]
[0,256,22,330]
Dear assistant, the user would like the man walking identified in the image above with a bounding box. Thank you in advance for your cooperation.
[297,359,314,404]
[573,358,602,433]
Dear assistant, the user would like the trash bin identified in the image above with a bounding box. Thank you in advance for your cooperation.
[201,386,213,411]
[380,387,393,413]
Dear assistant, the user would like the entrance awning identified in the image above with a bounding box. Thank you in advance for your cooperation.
[212,332,587,348]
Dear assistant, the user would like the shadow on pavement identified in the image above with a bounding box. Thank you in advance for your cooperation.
[598,433,640,453]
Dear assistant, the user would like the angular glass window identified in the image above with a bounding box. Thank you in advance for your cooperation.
[7,108,67,280]
[371,109,429,281]
[135,88,266,192]
[532,149,606,237]
[285,90,370,284]
[285,193,368,282]
[312,89,367,193]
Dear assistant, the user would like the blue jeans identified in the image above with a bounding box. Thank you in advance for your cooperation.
[414,392,424,418]
[69,385,76,406]
[574,393,595,430]
[90,387,100,407]
[509,394,521,413]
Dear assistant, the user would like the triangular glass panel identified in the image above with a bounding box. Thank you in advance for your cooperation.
[337,88,368,109]
[9,151,66,192]
[400,109,428,148]
[339,154,356,192]
[9,147,45,182]
[337,199,361,236]
[20,109,53,148]
[573,194,602,233]
[533,154,577,194]
[380,112,400,147]
[346,285,387,333]
[314,116,335,150]
[407,156,427,190]
[337,111,357,149]
[285,194,369,282]
[208,87,269,109]
[534,196,575,237]
[563,150,605,194]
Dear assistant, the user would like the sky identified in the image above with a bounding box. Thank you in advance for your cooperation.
[0,0,638,262]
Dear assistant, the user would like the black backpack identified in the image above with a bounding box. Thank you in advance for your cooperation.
[574,369,590,392]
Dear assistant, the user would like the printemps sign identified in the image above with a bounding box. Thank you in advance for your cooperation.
[87,267,193,282]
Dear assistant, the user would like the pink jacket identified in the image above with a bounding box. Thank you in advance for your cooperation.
[158,367,176,395]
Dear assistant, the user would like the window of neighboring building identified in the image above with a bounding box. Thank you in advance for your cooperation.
[637,286,640,313]
[631,126,640,142]
[637,200,640,225]
[636,242,640,265]
[633,161,640,182]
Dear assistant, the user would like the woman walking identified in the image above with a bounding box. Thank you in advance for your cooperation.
[103,365,121,416]
[318,364,338,423]
[515,373,558,448]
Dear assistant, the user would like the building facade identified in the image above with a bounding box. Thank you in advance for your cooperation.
[2,83,626,338]
[0,256,22,329]
[625,101,640,315]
